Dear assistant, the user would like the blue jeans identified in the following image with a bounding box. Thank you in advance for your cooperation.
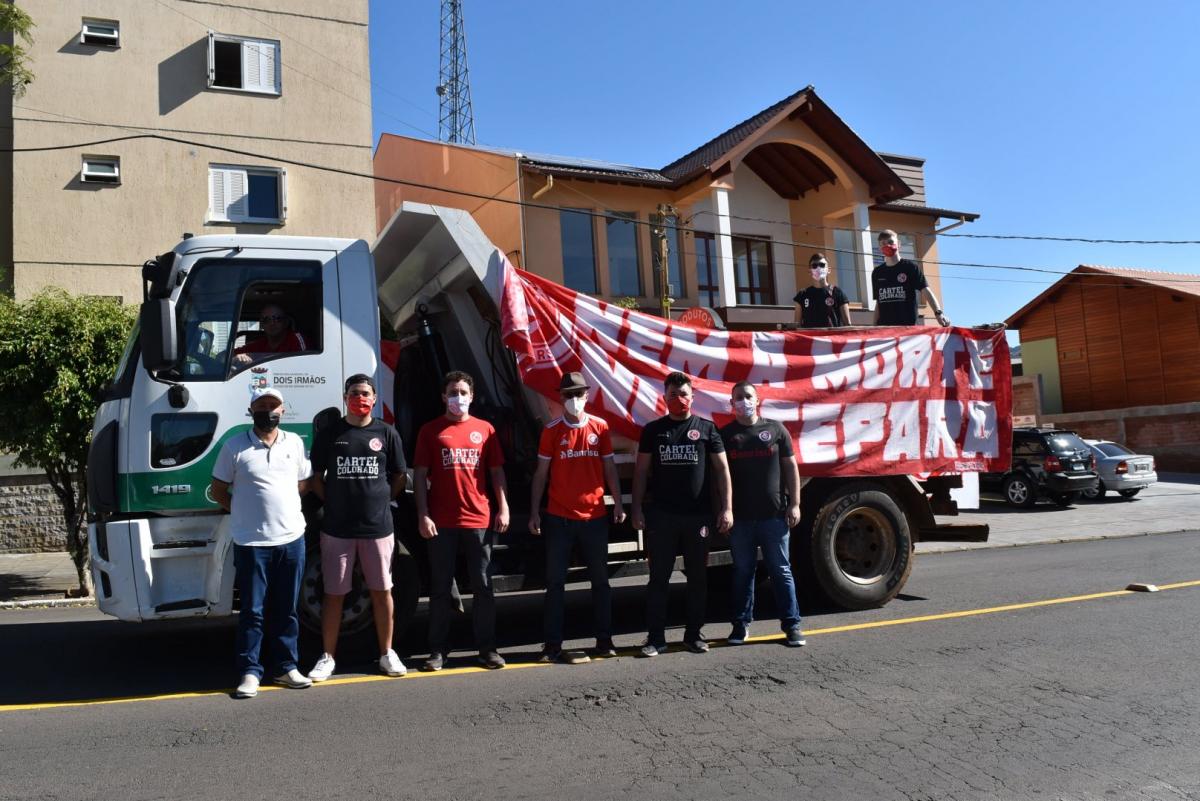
[543,514,611,647]
[729,516,801,630]
[233,537,305,679]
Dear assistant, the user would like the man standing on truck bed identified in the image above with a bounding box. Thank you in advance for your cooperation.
[720,382,806,647]
[307,374,409,682]
[871,230,950,327]
[632,371,733,657]
[210,387,313,699]
[414,371,510,671]
[528,371,626,664]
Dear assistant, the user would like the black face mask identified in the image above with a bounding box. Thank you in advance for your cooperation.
[252,410,281,432]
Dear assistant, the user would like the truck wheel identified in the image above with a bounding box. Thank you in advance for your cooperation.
[1118,489,1141,499]
[807,483,913,610]
[1003,474,1038,508]
[298,541,375,639]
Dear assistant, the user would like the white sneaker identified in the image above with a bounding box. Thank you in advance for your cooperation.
[235,674,260,698]
[379,649,407,677]
[273,668,313,689]
[308,653,336,682]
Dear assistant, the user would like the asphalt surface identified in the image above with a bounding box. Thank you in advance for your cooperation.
[3,532,1200,800]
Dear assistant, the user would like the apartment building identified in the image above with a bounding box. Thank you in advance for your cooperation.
[373,86,978,327]
[1,0,375,303]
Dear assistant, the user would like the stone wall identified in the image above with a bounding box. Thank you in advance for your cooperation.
[1044,402,1200,472]
[0,475,68,553]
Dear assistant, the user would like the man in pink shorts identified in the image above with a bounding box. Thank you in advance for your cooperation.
[307,374,409,680]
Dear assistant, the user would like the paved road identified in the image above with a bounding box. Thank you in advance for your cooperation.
[3,532,1200,800]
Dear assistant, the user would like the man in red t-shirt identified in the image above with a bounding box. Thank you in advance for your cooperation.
[234,304,308,366]
[413,370,509,671]
[529,372,626,664]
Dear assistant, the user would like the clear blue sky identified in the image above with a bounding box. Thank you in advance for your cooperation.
[368,1,1200,335]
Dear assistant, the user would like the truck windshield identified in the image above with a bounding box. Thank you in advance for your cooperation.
[175,258,322,380]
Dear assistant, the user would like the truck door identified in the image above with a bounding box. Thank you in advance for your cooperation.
[125,247,343,515]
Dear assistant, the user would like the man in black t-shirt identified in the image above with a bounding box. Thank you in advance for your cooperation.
[793,252,851,328]
[631,371,733,656]
[871,229,950,327]
[307,374,408,682]
[719,382,805,648]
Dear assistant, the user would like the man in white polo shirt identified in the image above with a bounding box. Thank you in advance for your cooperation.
[211,387,313,699]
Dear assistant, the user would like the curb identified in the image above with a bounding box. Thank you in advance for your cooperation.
[0,597,97,611]
[917,527,1198,555]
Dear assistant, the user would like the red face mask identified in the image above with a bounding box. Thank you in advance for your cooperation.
[666,395,692,416]
[347,396,374,417]
[881,243,899,258]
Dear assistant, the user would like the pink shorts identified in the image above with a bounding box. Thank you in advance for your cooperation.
[320,533,395,595]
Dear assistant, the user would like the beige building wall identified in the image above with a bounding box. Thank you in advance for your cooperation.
[5,0,374,303]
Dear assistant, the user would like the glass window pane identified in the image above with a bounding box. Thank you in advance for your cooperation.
[151,413,219,468]
[559,209,597,293]
[606,212,641,297]
[85,161,117,174]
[247,173,280,220]
[213,40,242,88]
[695,234,718,306]
[833,227,862,303]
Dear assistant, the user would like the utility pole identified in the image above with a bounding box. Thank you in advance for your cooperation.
[654,203,679,319]
[436,0,476,145]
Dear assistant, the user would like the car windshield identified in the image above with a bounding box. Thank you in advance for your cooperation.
[1094,442,1133,457]
[1047,433,1089,453]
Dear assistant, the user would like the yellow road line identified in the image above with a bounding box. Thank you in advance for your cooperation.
[6,579,1199,713]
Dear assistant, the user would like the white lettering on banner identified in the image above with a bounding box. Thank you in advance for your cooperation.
[961,401,999,458]
[938,333,967,388]
[750,332,789,388]
[884,402,921,461]
[897,335,933,388]
[812,338,863,391]
[861,339,899,390]
[966,337,995,390]
[441,447,481,468]
[842,403,886,460]
[800,404,841,463]
[336,455,380,478]
[924,400,961,459]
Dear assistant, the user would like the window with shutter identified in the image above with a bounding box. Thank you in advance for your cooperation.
[208,165,285,224]
[206,33,280,95]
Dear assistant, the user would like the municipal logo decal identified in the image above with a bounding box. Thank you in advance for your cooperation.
[687,429,701,441]
[758,430,772,442]
[469,431,484,445]
[368,437,383,452]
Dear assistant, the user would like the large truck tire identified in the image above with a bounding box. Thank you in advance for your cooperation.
[806,482,913,610]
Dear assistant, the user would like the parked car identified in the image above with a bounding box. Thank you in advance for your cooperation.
[1081,440,1157,500]
[981,427,1099,508]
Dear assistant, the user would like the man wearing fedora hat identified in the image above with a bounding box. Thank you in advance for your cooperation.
[529,371,626,663]
[211,386,313,698]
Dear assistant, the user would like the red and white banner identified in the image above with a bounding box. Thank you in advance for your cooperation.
[500,258,1012,477]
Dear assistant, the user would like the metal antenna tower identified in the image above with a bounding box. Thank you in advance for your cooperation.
[436,0,476,145]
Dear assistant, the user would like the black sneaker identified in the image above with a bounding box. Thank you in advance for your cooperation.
[683,638,709,654]
[421,653,444,672]
[785,626,807,647]
[593,638,618,658]
[728,623,748,646]
[478,650,506,669]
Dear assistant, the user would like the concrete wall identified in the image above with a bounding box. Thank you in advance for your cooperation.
[0,476,68,553]
[1043,401,1200,472]
[7,0,374,303]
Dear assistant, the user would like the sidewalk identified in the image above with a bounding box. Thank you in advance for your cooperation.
[3,475,1197,604]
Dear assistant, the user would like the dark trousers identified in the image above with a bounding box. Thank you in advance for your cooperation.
[543,513,611,647]
[427,527,495,655]
[645,510,710,645]
[233,537,305,679]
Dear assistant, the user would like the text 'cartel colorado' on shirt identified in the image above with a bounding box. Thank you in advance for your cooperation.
[638,414,724,515]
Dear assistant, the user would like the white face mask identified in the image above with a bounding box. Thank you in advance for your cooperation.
[447,395,470,416]
[811,266,829,281]
[734,398,757,417]
[563,396,586,417]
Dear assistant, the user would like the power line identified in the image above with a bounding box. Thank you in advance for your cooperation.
[7,129,1200,287]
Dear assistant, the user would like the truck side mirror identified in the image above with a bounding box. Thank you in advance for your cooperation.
[139,298,179,373]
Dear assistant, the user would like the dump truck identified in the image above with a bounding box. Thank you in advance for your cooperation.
[87,202,1005,641]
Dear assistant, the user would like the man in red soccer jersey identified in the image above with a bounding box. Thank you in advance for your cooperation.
[413,371,510,671]
[528,372,626,663]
